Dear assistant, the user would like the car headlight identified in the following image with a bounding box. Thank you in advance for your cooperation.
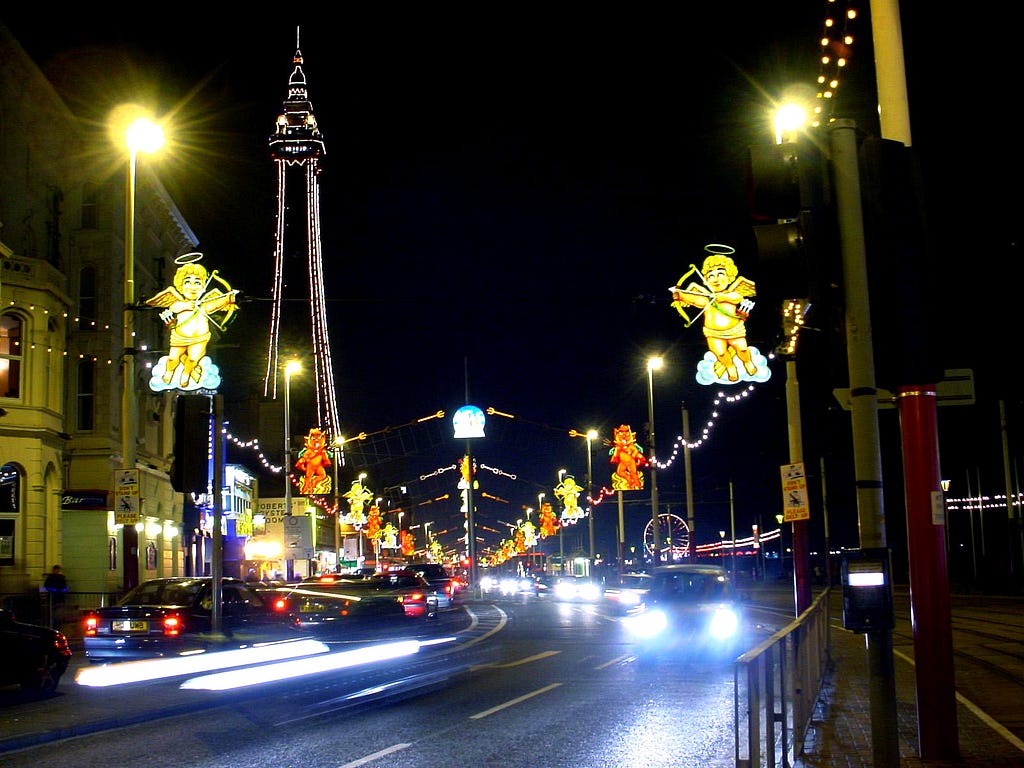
[577,582,601,601]
[623,609,669,639]
[618,591,641,606]
[499,578,519,595]
[554,582,576,600]
[709,607,740,640]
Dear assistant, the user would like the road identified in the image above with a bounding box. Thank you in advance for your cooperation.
[1,585,1021,767]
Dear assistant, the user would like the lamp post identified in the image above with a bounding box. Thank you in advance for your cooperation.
[283,360,300,579]
[332,436,343,571]
[585,429,597,562]
[647,356,663,567]
[557,469,566,575]
[423,521,432,559]
[119,110,164,593]
[357,472,367,565]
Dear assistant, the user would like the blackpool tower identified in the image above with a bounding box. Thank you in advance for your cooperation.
[263,33,341,441]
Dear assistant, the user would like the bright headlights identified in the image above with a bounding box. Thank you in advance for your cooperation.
[709,608,740,640]
[624,609,669,639]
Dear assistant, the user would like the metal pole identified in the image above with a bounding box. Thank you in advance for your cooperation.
[121,146,140,592]
[283,367,293,580]
[211,395,223,633]
[586,435,595,560]
[333,442,341,572]
[786,359,812,612]
[647,363,660,567]
[729,481,736,581]
[682,403,695,559]
[617,490,625,577]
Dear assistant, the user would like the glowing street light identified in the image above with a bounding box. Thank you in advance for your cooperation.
[114,106,164,592]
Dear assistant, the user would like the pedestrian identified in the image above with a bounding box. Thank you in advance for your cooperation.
[43,564,68,629]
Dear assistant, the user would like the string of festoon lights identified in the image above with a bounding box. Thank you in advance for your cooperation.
[811,0,859,128]
[945,494,1023,513]
[650,385,758,472]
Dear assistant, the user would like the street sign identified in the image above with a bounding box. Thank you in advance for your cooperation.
[112,469,140,525]
[780,462,810,521]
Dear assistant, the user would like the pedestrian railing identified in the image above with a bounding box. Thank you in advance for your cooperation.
[2,590,121,636]
[734,588,832,768]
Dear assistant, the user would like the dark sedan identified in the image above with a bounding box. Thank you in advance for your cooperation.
[0,608,73,692]
[82,577,295,663]
[277,578,407,632]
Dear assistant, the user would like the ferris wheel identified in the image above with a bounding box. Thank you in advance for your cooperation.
[643,512,691,561]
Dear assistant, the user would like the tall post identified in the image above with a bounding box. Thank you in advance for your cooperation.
[211,395,224,633]
[832,117,899,768]
[586,432,595,560]
[333,439,341,571]
[682,403,695,560]
[729,481,736,581]
[617,490,625,577]
[786,359,812,612]
[283,361,297,580]
[647,358,662,567]
[121,142,140,593]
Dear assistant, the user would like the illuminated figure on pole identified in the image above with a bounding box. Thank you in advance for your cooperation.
[262,33,342,444]
[608,424,646,491]
[145,252,238,392]
[554,475,585,523]
[670,244,771,385]
[295,427,332,495]
[343,479,373,530]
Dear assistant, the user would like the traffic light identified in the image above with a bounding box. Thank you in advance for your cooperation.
[170,394,212,493]
[746,138,836,310]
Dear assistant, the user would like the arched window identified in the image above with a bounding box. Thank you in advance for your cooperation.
[0,314,22,399]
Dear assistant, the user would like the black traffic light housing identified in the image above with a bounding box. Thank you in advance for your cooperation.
[170,394,212,493]
[746,138,838,327]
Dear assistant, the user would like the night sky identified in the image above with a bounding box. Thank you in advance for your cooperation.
[3,7,1017,569]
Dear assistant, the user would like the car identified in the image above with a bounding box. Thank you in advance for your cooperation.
[366,570,440,618]
[82,576,296,663]
[622,564,744,660]
[603,572,652,614]
[0,608,73,692]
[479,572,538,597]
[277,579,407,632]
[403,563,459,608]
[552,575,604,602]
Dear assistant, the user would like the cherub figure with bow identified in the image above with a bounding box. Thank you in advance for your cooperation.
[145,252,238,389]
[670,245,758,383]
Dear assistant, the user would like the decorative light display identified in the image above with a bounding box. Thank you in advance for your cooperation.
[812,2,859,128]
[538,502,559,537]
[294,427,332,495]
[670,245,771,386]
[609,424,646,491]
[553,474,585,523]
[262,38,341,444]
[145,252,238,392]
[342,479,373,530]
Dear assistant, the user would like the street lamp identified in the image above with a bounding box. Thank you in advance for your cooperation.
[332,435,343,571]
[283,359,300,579]
[557,469,566,574]
[585,429,597,561]
[647,356,663,567]
[117,108,164,592]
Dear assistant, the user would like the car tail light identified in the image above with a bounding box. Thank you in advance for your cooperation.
[409,591,425,602]
[270,596,290,612]
[163,614,183,636]
[84,614,99,636]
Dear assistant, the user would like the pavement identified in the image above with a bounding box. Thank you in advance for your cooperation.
[795,607,1024,768]
[3,594,1024,765]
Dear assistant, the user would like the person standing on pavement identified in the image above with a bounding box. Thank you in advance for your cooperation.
[43,564,68,628]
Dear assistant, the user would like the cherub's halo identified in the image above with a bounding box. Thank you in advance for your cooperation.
[175,252,204,265]
[704,243,735,256]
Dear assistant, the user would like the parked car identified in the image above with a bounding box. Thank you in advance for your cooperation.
[603,572,652,614]
[278,579,407,632]
[82,577,296,663]
[366,570,441,618]
[0,608,73,692]
[404,563,459,609]
[622,564,744,660]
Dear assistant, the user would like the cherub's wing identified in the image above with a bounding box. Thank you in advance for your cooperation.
[144,286,184,308]
[729,276,757,297]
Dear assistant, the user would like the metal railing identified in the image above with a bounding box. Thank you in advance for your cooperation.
[2,590,121,637]
[734,588,832,768]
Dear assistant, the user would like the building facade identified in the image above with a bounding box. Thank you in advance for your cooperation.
[0,23,198,599]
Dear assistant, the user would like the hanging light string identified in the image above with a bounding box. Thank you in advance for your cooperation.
[812,0,859,128]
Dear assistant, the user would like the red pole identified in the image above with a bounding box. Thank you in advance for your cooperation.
[898,384,958,760]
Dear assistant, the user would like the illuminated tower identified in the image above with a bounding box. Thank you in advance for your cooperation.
[263,32,341,441]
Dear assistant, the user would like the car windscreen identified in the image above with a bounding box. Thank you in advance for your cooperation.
[652,573,733,602]
[120,580,201,606]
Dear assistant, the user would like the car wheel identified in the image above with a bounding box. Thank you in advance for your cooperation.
[21,653,63,693]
